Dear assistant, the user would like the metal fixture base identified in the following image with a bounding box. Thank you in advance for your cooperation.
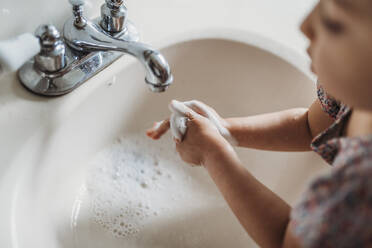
[18,20,139,96]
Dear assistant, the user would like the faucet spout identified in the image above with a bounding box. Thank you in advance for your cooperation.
[64,17,173,92]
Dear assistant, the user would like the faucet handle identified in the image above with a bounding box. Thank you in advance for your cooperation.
[34,24,66,72]
[106,0,124,8]
[69,0,87,28]
[100,0,127,33]
[69,0,85,6]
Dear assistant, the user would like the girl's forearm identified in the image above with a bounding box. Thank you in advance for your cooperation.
[204,146,292,248]
[225,108,313,151]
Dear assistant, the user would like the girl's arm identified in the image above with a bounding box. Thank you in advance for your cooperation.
[173,115,302,248]
[225,99,334,151]
[147,99,334,152]
[202,142,300,248]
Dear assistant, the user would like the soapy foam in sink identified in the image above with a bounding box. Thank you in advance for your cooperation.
[72,133,223,243]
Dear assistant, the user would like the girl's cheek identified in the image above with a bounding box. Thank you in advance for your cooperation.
[314,46,341,93]
[317,45,357,104]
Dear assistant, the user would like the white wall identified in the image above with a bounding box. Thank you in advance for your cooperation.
[0,0,317,53]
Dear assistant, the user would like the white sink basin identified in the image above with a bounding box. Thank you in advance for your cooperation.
[0,32,328,247]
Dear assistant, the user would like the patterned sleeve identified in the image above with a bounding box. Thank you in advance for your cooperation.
[317,82,346,120]
[290,163,372,247]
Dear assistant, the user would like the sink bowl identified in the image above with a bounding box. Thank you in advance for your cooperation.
[0,32,328,247]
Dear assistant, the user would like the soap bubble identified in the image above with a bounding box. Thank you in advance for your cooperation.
[73,133,210,241]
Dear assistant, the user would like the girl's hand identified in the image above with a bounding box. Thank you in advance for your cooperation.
[174,112,233,166]
[183,100,229,129]
[146,100,234,166]
[146,100,229,140]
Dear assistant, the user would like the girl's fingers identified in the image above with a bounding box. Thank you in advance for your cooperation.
[148,100,204,142]
[146,119,170,139]
[183,100,209,116]
[168,100,198,118]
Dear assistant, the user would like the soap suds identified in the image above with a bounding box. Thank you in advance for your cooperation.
[73,133,222,241]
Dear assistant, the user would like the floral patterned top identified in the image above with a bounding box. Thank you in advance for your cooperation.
[290,83,372,247]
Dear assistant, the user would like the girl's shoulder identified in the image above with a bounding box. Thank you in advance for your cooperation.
[291,137,372,247]
[290,82,372,247]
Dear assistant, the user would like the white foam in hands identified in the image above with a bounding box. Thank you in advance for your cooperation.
[168,100,191,142]
[166,100,238,145]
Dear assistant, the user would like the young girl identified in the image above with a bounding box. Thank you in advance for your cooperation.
[147,0,372,247]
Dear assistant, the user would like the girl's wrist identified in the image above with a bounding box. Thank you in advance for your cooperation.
[202,137,237,169]
[222,118,240,146]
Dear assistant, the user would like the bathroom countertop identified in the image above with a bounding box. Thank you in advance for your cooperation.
[0,0,317,169]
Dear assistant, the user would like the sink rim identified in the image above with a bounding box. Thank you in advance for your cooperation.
[150,27,315,82]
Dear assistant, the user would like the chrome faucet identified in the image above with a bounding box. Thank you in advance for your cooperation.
[18,0,173,96]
